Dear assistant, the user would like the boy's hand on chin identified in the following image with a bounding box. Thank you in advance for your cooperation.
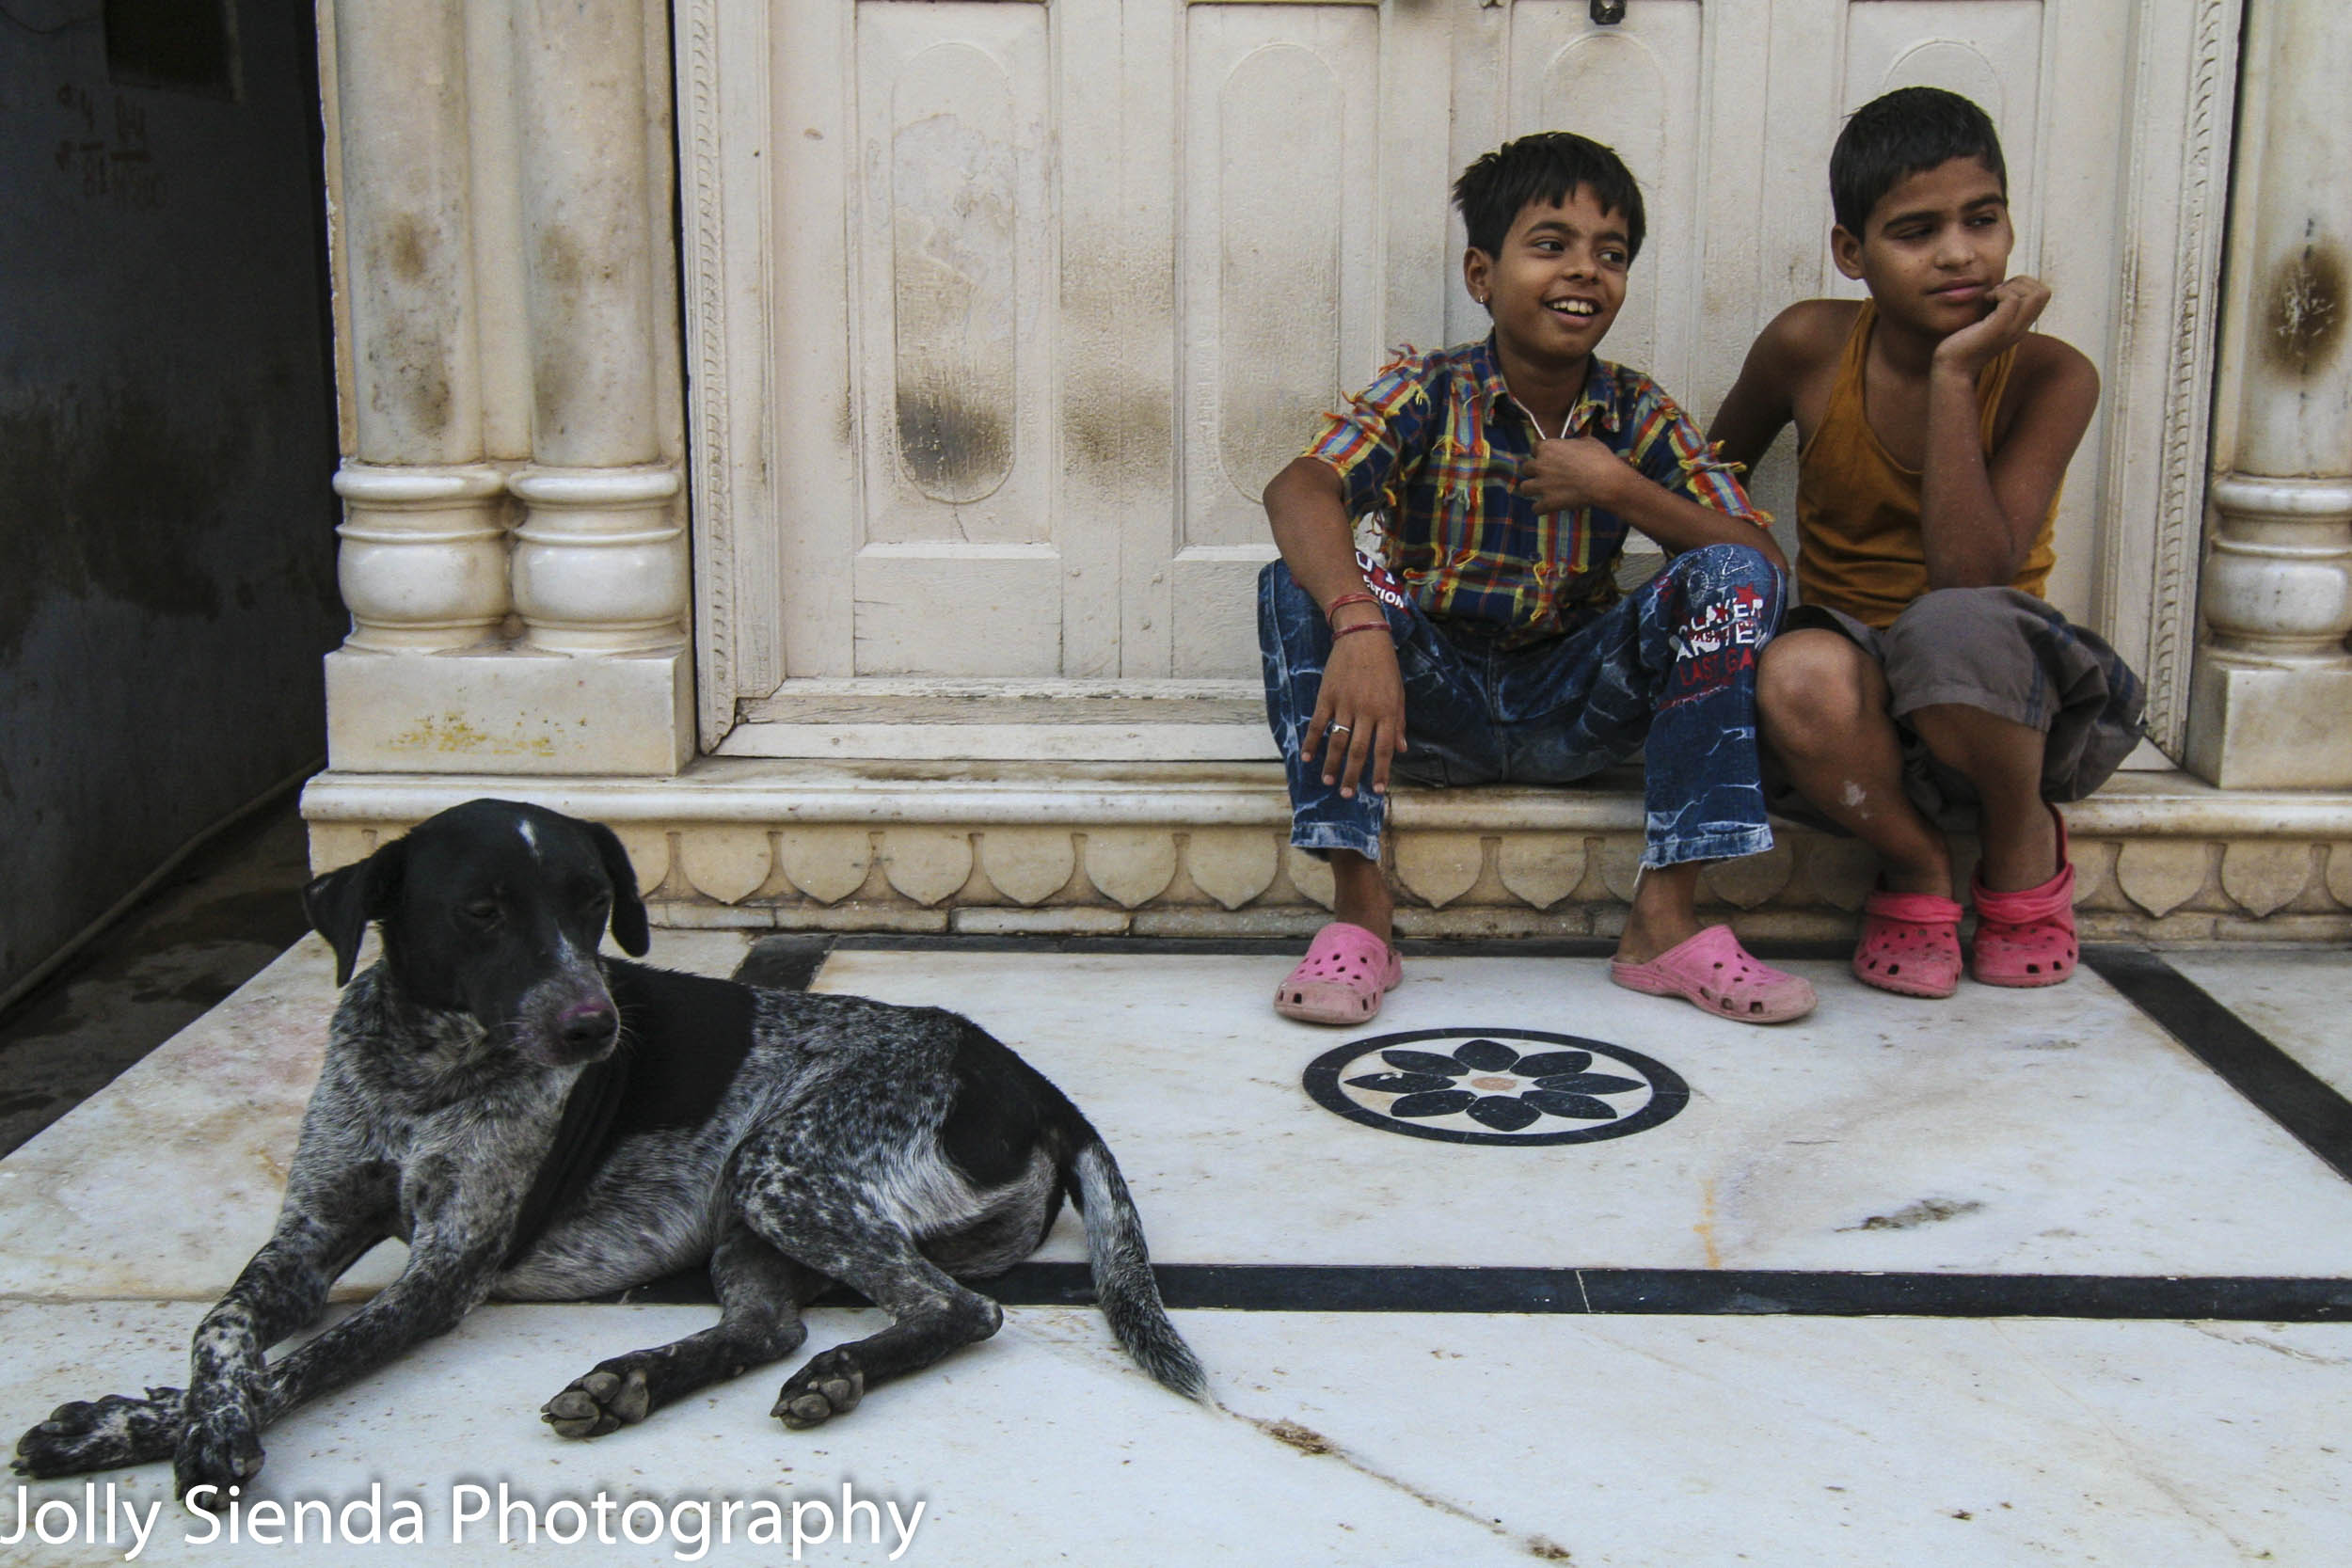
[1933,274,2050,372]
[1514,436,1632,514]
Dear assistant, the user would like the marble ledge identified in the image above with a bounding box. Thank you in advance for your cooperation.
[304,759,2352,836]
[300,764,2352,939]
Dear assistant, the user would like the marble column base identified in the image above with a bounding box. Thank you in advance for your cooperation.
[324,643,692,776]
[2185,657,2352,789]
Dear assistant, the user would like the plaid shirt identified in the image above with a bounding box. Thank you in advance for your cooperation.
[1305,338,1766,645]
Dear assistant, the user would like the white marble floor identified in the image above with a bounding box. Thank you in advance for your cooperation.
[2,933,2347,1566]
[815,948,2352,1277]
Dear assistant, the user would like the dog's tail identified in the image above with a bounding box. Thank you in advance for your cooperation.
[1065,1134,1206,1401]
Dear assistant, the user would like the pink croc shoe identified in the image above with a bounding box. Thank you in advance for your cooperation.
[1852,887,1964,998]
[1970,807,2078,988]
[1274,921,1403,1025]
[1610,924,1817,1024]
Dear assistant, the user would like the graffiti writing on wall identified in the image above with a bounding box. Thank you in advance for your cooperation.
[54,85,167,210]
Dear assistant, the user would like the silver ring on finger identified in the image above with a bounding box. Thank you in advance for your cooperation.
[1328,723,1353,736]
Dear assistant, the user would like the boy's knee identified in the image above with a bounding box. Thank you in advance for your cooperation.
[1756,632,1879,746]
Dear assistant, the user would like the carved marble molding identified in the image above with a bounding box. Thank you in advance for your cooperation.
[2108,0,2241,755]
[307,822,2352,942]
[307,801,2352,945]
[675,0,777,750]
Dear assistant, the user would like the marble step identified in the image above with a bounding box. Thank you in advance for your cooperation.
[725,678,1275,761]
[301,761,2352,942]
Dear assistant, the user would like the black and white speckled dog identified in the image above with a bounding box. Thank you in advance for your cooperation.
[13,799,1203,1497]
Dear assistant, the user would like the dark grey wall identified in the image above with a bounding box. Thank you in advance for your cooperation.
[0,1,344,998]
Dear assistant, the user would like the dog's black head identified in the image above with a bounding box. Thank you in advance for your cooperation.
[303,800,652,1066]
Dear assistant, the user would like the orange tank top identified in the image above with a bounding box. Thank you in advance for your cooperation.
[1793,299,2058,628]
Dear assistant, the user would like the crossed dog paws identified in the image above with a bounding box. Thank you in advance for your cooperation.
[12,1386,260,1499]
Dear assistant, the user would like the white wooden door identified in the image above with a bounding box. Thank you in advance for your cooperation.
[723,0,2224,752]
[771,0,1451,685]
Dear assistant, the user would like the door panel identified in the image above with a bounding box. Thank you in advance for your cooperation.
[1173,1,1391,678]
[850,1,1060,674]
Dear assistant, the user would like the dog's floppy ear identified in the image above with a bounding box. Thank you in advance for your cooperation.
[583,820,651,957]
[303,838,406,986]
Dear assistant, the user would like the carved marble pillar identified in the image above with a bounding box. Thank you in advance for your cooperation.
[508,0,689,655]
[328,0,507,650]
[2185,0,2352,787]
[320,0,692,776]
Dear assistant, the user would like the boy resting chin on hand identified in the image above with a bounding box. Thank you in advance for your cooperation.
[1708,87,2144,1000]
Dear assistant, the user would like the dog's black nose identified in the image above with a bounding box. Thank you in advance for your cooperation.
[558,1001,618,1055]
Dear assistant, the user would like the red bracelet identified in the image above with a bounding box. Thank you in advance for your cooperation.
[1324,591,1379,621]
[1331,620,1390,641]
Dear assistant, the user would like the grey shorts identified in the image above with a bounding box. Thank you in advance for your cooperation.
[1764,585,2147,832]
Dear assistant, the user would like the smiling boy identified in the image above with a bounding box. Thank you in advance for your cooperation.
[1259,132,1812,1029]
[1708,87,2144,998]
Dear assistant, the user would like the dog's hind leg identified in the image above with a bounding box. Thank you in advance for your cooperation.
[734,1170,1004,1430]
[541,1220,818,1439]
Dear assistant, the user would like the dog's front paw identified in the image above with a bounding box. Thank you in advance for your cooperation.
[771,1349,864,1431]
[13,1387,186,1478]
[541,1366,651,1440]
[172,1403,263,1498]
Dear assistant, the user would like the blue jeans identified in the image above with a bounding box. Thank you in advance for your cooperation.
[1258,545,1783,868]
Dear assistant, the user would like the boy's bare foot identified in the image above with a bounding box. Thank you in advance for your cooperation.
[1974,803,2061,891]
[1876,845,1956,899]
[1328,850,1395,943]
[1613,862,1703,966]
[1278,850,1403,1025]
[1906,702,2058,891]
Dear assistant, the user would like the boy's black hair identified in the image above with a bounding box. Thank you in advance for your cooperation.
[1453,132,1645,263]
[1829,87,2007,235]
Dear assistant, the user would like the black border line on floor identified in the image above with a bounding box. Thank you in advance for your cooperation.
[2083,945,2352,1187]
[719,932,2352,1320]
[608,1263,2352,1320]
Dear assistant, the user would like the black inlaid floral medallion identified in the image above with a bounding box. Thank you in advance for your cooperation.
[1303,1028,1688,1146]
